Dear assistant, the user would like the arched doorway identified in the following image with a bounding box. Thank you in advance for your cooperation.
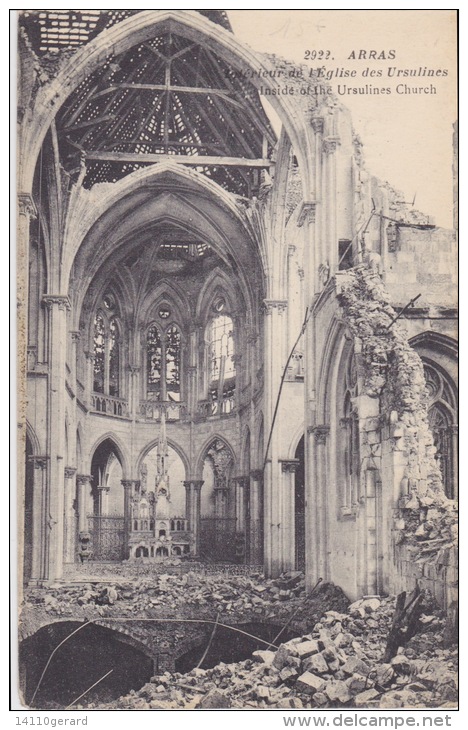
[89,439,125,560]
[294,435,305,571]
[199,438,236,562]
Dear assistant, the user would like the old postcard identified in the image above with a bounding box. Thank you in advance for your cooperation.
[15,9,458,715]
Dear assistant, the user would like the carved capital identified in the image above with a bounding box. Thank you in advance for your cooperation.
[297,201,317,227]
[323,136,340,155]
[29,455,48,470]
[184,480,204,492]
[70,330,81,342]
[312,425,330,445]
[263,299,288,315]
[64,466,77,479]
[233,476,249,488]
[280,459,300,473]
[76,474,93,486]
[288,245,297,256]
[250,469,264,481]
[128,365,140,375]
[42,295,71,311]
[121,480,133,490]
[311,116,324,134]
[18,193,37,219]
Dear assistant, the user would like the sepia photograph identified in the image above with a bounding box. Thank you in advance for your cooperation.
[14,8,458,714]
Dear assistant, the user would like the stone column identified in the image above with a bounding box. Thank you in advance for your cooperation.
[43,295,70,581]
[184,481,192,529]
[184,480,203,554]
[70,332,80,385]
[83,350,95,406]
[64,467,77,563]
[263,299,288,577]
[311,117,324,289]
[308,425,330,586]
[234,477,248,533]
[193,481,202,554]
[128,366,140,419]
[250,469,264,565]
[18,195,37,579]
[323,135,340,274]
[280,459,300,573]
[121,480,133,559]
[76,474,93,534]
[28,456,48,584]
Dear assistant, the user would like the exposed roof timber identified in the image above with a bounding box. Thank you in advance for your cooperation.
[202,48,276,148]
[89,84,245,110]
[84,152,273,167]
[173,65,258,159]
[64,114,116,132]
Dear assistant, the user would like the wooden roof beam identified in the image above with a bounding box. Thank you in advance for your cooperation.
[84,151,273,167]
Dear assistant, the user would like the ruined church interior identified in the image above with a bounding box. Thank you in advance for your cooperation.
[17,10,458,709]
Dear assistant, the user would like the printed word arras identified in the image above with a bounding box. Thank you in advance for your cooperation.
[347,49,396,59]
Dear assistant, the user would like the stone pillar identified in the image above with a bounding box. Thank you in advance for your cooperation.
[184,481,192,529]
[128,366,140,419]
[43,295,70,582]
[76,474,93,534]
[263,299,288,577]
[83,350,94,405]
[70,331,80,385]
[323,135,340,274]
[311,117,324,289]
[280,459,300,573]
[121,480,133,558]
[234,477,248,533]
[184,480,203,554]
[193,481,202,554]
[18,195,37,579]
[250,469,263,565]
[64,467,77,563]
[307,425,329,588]
[28,456,48,584]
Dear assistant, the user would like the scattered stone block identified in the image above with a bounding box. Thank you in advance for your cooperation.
[296,672,326,695]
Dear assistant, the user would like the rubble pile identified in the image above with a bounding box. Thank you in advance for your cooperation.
[87,591,457,710]
[20,572,349,639]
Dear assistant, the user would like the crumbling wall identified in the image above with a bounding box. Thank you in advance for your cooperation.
[336,267,457,607]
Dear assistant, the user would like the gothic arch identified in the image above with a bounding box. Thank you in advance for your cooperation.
[196,267,248,325]
[136,439,189,480]
[88,433,129,479]
[20,11,313,197]
[195,434,236,480]
[317,317,349,424]
[287,423,306,460]
[25,421,41,455]
[139,278,192,331]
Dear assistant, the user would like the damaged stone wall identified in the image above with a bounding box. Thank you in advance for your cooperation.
[336,266,458,608]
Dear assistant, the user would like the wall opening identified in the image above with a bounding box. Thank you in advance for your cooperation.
[20,622,153,708]
[175,622,295,674]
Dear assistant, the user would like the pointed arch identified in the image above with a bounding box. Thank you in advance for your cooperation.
[195,434,236,480]
[136,439,189,480]
[88,433,129,478]
[21,11,313,198]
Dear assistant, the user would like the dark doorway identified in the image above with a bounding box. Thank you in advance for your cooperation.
[294,436,305,571]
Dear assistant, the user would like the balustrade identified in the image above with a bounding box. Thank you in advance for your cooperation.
[91,393,128,417]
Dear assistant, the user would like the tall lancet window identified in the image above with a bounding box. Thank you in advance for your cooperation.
[109,318,120,396]
[208,309,236,413]
[93,313,105,393]
[92,294,122,397]
[146,321,181,402]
